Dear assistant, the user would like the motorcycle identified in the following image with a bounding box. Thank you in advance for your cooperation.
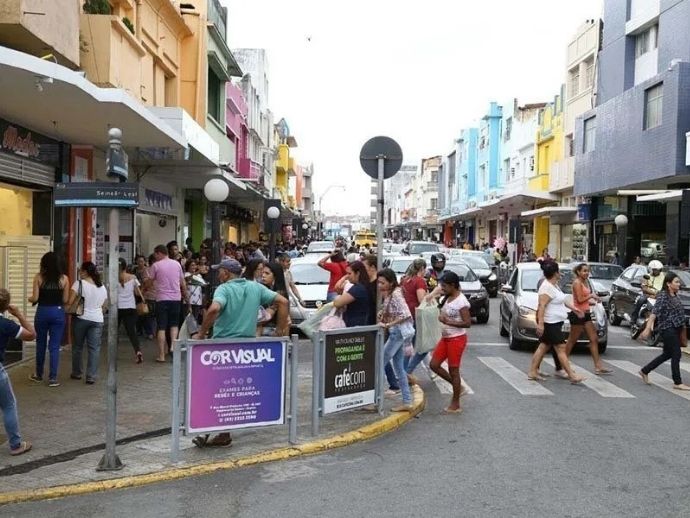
[628,296,661,346]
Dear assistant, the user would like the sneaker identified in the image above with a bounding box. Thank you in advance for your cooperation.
[29,374,43,383]
[48,379,60,387]
[85,378,95,385]
[70,374,82,380]
[384,388,400,397]
[391,404,413,412]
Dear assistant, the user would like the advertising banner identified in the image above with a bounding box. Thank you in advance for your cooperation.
[322,330,377,414]
[186,340,287,433]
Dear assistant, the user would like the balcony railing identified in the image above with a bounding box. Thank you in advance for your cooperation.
[238,158,262,182]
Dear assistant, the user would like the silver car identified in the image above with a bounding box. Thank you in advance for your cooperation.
[499,262,608,352]
[287,256,329,325]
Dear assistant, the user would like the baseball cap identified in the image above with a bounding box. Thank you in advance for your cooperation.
[211,259,243,274]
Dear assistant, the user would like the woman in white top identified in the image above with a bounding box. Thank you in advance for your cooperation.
[528,260,585,384]
[118,258,144,364]
[429,271,471,414]
[68,261,108,384]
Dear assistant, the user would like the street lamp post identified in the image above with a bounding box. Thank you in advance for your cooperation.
[267,206,280,262]
[317,185,346,237]
[204,179,229,293]
[614,213,629,265]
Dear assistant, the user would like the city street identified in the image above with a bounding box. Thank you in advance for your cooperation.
[5,298,690,517]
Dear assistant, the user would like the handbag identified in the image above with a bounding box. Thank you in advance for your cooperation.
[136,301,149,316]
[66,280,84,317]
[319,307,345,331]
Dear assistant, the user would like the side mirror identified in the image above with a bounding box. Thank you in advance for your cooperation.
[501,284,514,294]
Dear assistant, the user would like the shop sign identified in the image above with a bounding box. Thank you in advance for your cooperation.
[322,330,377,414]
[577,203,591,222]
[0,118,60,166]
[54,182,139,208]
[186,340,286,433]
[144,189,174,211]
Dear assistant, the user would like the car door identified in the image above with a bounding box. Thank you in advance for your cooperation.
[500,269,518,326]
[611,267,633,314]
[619,266,643,315]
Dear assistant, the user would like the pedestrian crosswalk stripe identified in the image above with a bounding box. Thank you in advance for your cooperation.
[543,359,635,398]
[418,361,474,395]
[678,363,690,374]
[606,360,690,401]
[478,356,553,396]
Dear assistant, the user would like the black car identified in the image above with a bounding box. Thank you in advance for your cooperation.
[443,262,490,324]
[455,254,499,297]
[608,266,690,326]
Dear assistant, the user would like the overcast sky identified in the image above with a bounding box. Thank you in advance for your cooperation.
[224,0,603,216]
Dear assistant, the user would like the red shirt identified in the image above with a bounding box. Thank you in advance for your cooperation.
[321,261,348,292]
[401,276,427,317]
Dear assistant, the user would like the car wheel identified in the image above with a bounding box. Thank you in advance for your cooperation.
[608,300,622,326]
[598,341,607,354]
[499,312,509,337]
[477,313,489,324]
[508,321,522,350]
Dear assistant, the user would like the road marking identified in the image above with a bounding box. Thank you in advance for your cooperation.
[470,342,508,347]
[478,356,553,396]
[418,361,474,395]
[543,359,635,398]
[606,360,690,402]
[607,345,659,350]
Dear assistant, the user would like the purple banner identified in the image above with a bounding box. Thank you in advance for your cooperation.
[186,340,287,433]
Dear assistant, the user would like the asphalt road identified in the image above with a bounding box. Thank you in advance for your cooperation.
[5,298,690,518]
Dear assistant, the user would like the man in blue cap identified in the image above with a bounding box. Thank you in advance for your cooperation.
[191,258,289,448]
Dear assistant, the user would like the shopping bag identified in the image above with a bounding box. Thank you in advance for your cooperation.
[179,311,199,338]
[298,302,335,339]
[415,301,441,354]
[319,307,345,331]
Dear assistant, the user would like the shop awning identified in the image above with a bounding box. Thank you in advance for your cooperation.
[0,46,186,149]
[636,190,684,202]
[521,206,578,224]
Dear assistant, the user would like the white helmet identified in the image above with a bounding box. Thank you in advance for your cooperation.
[648,260,663,271]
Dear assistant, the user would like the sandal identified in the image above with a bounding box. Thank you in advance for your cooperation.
[441,407,463,415]
[594,367,613,375]
[206,434,233,447]
[192,434,210,448]
[136,352,143,364]
[10,441,32,456]
[527,374,546,382]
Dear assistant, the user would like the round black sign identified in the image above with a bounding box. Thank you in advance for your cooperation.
[359,136,403,180]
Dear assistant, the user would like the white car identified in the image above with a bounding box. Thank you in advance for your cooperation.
[305,241,335,254]
[288,256,330,324]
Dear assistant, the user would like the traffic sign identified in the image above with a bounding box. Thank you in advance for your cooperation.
[359,136,403,179]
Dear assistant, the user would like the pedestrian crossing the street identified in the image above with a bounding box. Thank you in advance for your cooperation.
[414,355,690,402]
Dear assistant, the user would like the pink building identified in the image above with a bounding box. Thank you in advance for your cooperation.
[226,82,256,181]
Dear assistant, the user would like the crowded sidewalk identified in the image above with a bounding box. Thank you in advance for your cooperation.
[0,335,423,497]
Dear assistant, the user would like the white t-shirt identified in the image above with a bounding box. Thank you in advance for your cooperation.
[440,294,471,337]
[538,281,569,323]
[117,277,140,310]
[72,280,108,323]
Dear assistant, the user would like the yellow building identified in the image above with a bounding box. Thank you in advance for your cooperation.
[528,88,564,256]
[274,118,297,206]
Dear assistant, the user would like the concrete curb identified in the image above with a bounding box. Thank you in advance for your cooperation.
[0,387,426,506]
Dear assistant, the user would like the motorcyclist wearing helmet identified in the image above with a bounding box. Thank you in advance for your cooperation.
[631,260,664,322]
[425,253,447,292]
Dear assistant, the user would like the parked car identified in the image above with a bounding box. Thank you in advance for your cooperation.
[608,265,690,326]
[287,256,329,325]
[402,241,441,256]
[444,262,490,324]
[384,243,405,254]
[498,262,608,351]
[384,255,416,282]
[455,254,499,297]
[305,241,334,254]
[557,262,620,311]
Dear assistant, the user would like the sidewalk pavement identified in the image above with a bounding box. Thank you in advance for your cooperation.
[0,335,425,505]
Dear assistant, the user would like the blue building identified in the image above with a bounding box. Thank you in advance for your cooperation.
[574,0,690,264]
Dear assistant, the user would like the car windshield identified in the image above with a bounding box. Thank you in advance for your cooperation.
[558,270,576,294]
[307,242,333,253]
[588,264,623,280]
[444,264,478,282]
[520,269,543,292]
[459,255,490,270]
[389,258,414,274]
[409,243,440,254]
[670,269,690,288]
[291,264,330,285]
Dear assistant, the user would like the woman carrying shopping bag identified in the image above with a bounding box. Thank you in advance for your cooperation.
[378,268,415,412]
[400,258,428,384]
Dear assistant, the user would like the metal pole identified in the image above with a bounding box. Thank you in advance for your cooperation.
[171,337,184,463]
[376,156,384,286]
[210,202,221,293]
[377,328,385,415]
[269,219,277,262]
[311,332,321,436]
[97,207,123,471]
[289,334,299,444]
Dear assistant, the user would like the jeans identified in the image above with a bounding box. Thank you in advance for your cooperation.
[326,291,338,302]
[72,318,104,380]
[118,308,141,353]
[405,351,428,374]
[642,327,683,385]
[385,363,399,390]
[383,327,411,405]
[35,305,66,380]
[0,364,21,449]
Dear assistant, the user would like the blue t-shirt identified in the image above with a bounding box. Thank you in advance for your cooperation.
[212,278,277,338]
[344,283,371,327]
[0,316,21,364]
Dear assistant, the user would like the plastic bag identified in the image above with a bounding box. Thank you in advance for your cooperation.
[319,307,345,331]
[415,301,441,354]
[298,302,335,339]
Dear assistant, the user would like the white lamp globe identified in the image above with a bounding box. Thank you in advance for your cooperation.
[614,214,628,228]
[267,206,280,219]
[302,223,308,230]
[204,178,229,202]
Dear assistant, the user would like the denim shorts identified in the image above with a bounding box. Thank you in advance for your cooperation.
[156,300,182,331]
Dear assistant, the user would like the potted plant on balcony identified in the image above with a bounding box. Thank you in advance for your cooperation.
[83,0,111,14]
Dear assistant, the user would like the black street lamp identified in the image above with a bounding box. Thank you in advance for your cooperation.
[204,178,229,292]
